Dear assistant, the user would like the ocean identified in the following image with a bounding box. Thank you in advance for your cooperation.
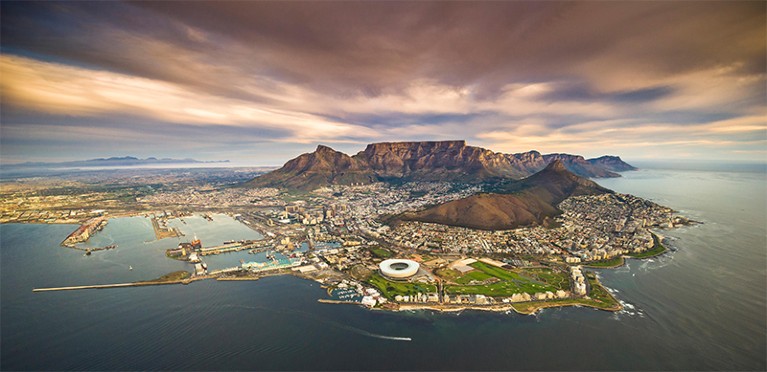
[1,166,765,370]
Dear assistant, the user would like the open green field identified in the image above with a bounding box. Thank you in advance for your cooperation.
[585,273,617,305]
[366,273,437,299]
[628,233,667,259]
[369,247,393,259]
[442,262,569,297]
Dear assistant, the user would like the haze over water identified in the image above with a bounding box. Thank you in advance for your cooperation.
[1,166,765,370]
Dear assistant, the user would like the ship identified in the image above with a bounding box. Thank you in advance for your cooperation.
[190,234,202,249]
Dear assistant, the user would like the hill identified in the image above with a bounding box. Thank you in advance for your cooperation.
[399,160,612,230]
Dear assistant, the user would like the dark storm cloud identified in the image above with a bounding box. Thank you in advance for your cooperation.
[4,1,764,97]
[0,1,281,104]
[133,1,765,95]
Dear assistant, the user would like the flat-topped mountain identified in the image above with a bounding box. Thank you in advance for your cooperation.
[245,140,633,190]
[359,140,522,181]
[399,160,612,230]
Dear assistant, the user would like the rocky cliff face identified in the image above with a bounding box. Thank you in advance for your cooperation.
[357,140,517,181]
[245,141,633,190]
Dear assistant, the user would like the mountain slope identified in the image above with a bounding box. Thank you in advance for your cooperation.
[246,145,375,190]
[400,160,612,230]
[542,154,619,178]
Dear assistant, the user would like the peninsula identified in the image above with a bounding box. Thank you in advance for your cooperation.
[19,141,693,315]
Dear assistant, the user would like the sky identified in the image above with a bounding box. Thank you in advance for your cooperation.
[1,1,765,166]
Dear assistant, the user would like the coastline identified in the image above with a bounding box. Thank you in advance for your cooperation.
[26,212,671,316]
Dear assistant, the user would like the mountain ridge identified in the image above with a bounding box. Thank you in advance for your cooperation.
[4,157,229,169]
[246,141,634,190]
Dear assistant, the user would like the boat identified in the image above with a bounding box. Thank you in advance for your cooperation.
[190,235,202,249]
[129,266,133,270]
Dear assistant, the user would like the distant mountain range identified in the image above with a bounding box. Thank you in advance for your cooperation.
[245,140,635,190]
[398,159,612,230]
[5,156,229,168]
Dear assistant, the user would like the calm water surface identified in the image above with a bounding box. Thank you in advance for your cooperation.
[2,168,765,370]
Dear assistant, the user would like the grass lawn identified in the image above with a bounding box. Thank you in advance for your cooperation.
[523,268,570,290]
[442,262,568,297]
[366,273,436,299]
[454,269,494,284]
[511,274,621,314]
[628,233,666,259]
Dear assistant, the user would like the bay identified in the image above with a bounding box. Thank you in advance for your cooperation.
[1,167,765,370]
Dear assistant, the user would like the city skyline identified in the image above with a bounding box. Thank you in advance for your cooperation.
[1,1,765,165]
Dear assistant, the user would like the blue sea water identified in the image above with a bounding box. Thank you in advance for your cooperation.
[1,168,765,370]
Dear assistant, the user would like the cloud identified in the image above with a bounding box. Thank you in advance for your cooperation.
[1,1,765,163]
[0,55,378,144]
[476,114,767,159]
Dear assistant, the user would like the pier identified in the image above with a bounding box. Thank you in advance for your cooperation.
[33,281,177,292]
[32,276,211,292]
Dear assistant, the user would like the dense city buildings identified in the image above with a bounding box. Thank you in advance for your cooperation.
[3,166,691,314]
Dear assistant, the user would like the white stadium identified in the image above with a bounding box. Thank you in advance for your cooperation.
[379,259,420,279]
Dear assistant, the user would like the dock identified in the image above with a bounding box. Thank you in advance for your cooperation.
[151,216,181,240]
[198,240,270,256]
